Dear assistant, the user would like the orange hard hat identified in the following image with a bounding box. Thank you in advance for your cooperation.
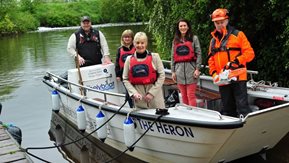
[211,8,229,21]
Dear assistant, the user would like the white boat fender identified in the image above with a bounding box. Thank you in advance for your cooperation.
[51,90,60,113]
[76,105,86,133]
[123,116,136,151]
[96,111,107,142]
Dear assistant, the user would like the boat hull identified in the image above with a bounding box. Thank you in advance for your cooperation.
[43,64,289,163]
[54,88,238,163]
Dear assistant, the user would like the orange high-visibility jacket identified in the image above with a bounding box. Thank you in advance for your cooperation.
[208,26,255,81]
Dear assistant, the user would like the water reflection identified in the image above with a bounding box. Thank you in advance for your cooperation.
[49,112,146,163]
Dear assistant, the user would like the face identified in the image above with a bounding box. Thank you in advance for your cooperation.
[123,35,133,46]
[178,21,189,36]
[134,38,147,53]
[81,20,92,32]
[213,19,228,33]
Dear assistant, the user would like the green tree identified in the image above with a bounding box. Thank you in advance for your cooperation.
[147,0,289,86]
[98,0,148,23]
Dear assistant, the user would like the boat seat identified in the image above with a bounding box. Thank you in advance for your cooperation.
[195,87,221,101]
[164,78,221,101]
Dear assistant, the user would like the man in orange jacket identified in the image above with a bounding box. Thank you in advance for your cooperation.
[208,8,255,117]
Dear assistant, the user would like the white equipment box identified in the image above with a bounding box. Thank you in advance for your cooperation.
[68,64,121,105]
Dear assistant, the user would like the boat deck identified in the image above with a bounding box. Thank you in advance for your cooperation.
[137,105,239,123]
[0,125,33,163]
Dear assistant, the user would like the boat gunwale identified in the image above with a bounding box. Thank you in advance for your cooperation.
[43,78,244,129]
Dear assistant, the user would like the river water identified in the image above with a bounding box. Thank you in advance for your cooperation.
[0,24,289,163]
[0,24,150,162]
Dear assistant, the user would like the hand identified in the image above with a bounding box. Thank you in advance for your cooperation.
[194,69,200,78]
[103,55,112,64]
[77,55,85,66]
[226,60,239,69]
[172,72,177,82]
[144,93,154,103]
[133,93,143,101]
[116,77,121,81]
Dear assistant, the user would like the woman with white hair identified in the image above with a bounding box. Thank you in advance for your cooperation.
[122,32,168,115]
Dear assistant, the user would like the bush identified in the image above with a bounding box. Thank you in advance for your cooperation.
[34,1,101,27]
[11,12,39,32]
[0,15,16,34]
[147,0,289,87]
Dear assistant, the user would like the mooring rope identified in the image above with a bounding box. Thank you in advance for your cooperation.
[103,114,163,163]
[22,99,128,162]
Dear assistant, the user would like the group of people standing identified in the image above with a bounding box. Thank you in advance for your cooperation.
[67,8,255,117]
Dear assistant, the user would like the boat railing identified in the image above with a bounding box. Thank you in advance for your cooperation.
[175,103,223,120]
[45,72,125,102]
[162,60,258,80]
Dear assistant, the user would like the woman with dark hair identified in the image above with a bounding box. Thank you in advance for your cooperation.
[171,19,202,107]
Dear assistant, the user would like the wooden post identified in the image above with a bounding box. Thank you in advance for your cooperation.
[75,53,84,95]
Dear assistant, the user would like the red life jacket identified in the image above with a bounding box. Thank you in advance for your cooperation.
[173,41,196,63]
[119,47,136,69]
[129,53,157,85]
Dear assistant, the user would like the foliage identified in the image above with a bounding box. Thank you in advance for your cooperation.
[0,0,39,34]
[12,12,39,32]
[33,0,149,27]
[0,0,288,86]
[98,0,149,23]
[147,0,289,86]
[0,0,17,16]
[0,15,15,33]
[1,0,148,32]
[34,1,101,27]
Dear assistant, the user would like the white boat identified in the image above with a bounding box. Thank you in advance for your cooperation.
[43,63,289,163]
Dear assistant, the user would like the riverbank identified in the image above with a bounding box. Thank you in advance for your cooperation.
[34,22,148,33]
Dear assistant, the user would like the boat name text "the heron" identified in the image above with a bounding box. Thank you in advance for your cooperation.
[136,119,194,138]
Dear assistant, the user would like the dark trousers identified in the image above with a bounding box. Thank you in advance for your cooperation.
[219,81,251,117]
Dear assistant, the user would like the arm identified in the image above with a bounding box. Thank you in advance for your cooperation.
[193,35,202,70]
[193,36,202,77]
[67,33,85,66]
[99,31,112,64]
[67,34,77,57]
[170,42,175,73]
[208,39,217,77]
[171,42,177,81]
[115,47,122,80]
[235,31,255,65]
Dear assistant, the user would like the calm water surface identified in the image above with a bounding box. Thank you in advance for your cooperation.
[0,24,289,163]
[0,24,150,162]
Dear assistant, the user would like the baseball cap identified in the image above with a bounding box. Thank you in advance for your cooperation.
[81,16,91,22]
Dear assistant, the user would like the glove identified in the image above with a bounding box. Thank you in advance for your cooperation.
[213,70,231,86]
[212,73,219,84]
[226,59,240,69]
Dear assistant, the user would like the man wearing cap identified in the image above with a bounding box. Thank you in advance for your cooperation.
[67,16,112,67]
[207,8,255,117]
